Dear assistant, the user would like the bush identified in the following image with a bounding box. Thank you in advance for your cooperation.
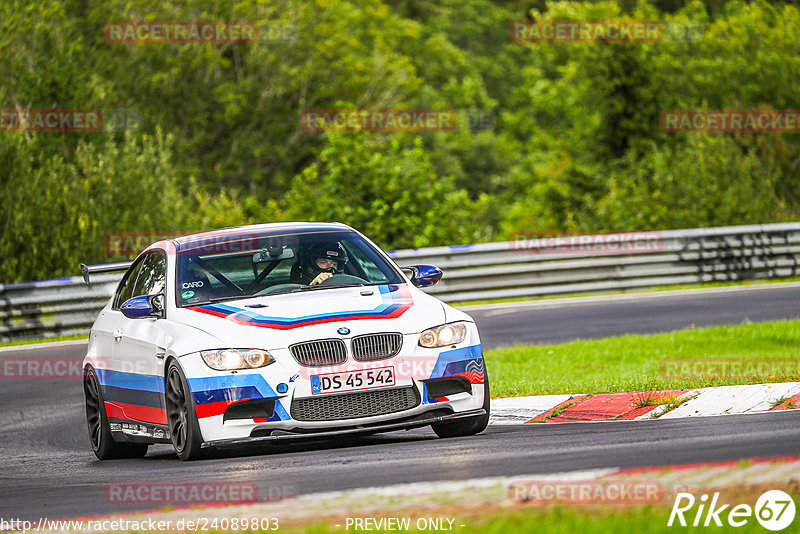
[272,133,490,251]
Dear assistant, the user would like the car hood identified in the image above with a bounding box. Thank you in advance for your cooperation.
[170,283,446,350]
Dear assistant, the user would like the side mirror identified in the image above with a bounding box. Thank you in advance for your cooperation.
[401,264,443,288]
[121,294,164,319]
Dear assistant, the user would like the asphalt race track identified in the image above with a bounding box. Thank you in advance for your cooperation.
[1,284,799,520]
[469,283,800,348]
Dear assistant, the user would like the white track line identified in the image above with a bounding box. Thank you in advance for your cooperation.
[489,395,573,425]
[658,383,800,419]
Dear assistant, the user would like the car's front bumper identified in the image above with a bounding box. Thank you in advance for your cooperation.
[179,334,487,443]
[200,408,487,448]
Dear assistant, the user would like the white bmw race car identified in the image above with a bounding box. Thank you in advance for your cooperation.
[82,223,489,460]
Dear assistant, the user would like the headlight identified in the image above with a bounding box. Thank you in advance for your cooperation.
[418,323,468,348]
[200,349,275,371]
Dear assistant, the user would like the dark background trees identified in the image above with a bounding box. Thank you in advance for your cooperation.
[2,0,798,281]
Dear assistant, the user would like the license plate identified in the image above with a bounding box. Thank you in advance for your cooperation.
[311,366,395,395]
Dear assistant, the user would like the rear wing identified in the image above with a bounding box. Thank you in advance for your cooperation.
[80,261,133,284]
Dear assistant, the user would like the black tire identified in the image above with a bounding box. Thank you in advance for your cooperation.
[431,372,490,438]
[165,361,208,461]
[84,367,149,460]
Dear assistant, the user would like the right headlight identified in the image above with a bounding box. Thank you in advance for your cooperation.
[200,349,275,371]
[418,323,468,348]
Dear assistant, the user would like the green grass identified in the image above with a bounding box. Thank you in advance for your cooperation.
[632,392,682,408]
[771,396,799,410]
[485,319,800,397]
[770,397,791,409]
[0,333,88,348]
[270,504,775,534]
[454,276,800,307]
[530,401,576,423]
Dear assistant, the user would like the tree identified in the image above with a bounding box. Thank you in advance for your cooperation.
[273,133,490,250]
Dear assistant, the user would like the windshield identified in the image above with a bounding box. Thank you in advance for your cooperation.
[175,230,404,307]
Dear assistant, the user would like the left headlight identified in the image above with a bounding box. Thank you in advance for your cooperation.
[200,349,275,371]
[418,322,468,348]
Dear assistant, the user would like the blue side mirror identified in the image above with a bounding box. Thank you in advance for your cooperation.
[402,264,443,288]
[121,294,164,319]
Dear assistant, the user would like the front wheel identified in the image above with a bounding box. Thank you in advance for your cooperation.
[165,361,208,461]
[431,373,490,438]
[84,367,148,460]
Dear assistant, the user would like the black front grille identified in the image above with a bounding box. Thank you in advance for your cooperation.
[289,339,347,367]
[351,333,403,361]
[291,386,420,421]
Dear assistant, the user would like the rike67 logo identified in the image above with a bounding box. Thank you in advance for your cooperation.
[668,490,796,531]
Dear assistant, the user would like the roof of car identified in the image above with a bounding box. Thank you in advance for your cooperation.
[173,222,354,252]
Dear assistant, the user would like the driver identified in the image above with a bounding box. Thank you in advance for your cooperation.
[289,242,349,285]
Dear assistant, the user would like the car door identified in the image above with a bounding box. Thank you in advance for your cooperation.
[114,250,170,425]
[92,256,145,375]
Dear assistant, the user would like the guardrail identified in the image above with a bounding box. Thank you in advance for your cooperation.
[2,222,799,342]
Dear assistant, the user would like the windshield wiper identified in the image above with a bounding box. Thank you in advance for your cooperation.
[198,294,266,305]
[295,283,364,292]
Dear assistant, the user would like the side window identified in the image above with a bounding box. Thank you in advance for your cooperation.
[131,252,166,298]
[113,258,145,309]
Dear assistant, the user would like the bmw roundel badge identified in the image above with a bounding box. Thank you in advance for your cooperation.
[337,327,350,335]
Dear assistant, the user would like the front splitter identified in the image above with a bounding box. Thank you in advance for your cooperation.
[201,408,487,448]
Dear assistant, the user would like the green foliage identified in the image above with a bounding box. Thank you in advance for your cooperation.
[2,131,182,281]
[500,0,800,233]
[2,0,800,282]
[0,128,252,281]
[596,136,784,229]
[274,133,490,250]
